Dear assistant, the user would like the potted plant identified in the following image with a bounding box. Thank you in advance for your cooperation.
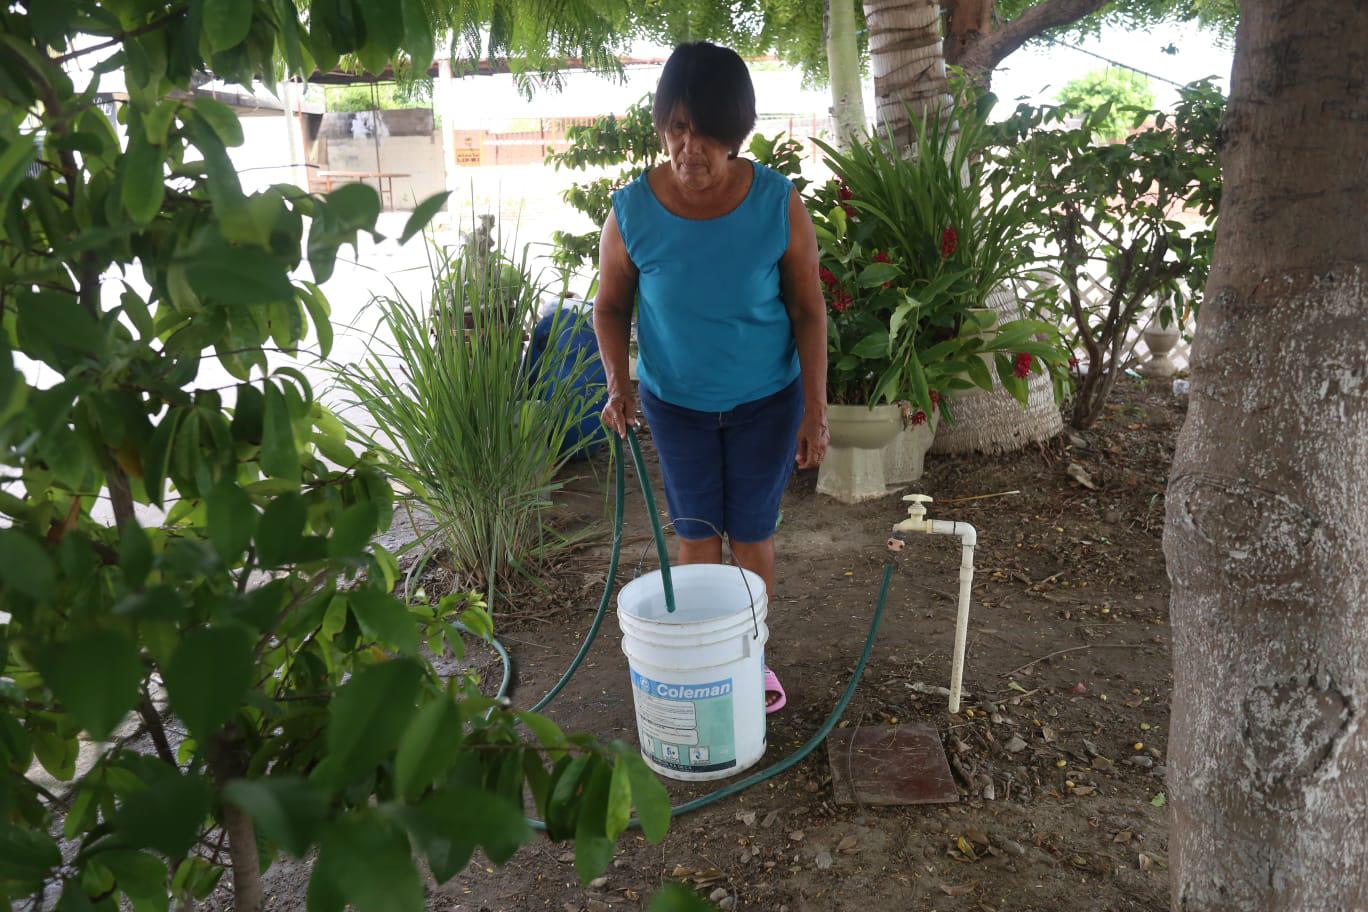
[808,100,1067,500]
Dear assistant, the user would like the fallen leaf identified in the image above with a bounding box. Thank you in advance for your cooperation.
[1005,735,1028,753]
[761,810,780,828]
[788,830,804,842]
[836,835,858,854]
[1041,724,1057,743]
[736,811,757,826]
[954,836,978,861]
[1113,831,1133,845]
[1151,792,1167,807]
[814,850,833,870]
[1138,852,1153,872]
[938,883,974,897]
[1066,462,1098,489]
[1072,786,1096,796]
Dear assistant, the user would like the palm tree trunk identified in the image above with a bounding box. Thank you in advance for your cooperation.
[826,0,868,149]
[1163,0,1368,907]
[862,0,951,146]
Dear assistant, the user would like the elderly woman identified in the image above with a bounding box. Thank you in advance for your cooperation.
[594,42,829,712]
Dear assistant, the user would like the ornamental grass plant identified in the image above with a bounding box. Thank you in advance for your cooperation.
[331,238,602,609]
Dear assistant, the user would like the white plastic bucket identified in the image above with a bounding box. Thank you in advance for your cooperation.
[617,564,769,781]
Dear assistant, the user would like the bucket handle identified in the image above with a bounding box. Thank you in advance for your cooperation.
[634,516,762,641]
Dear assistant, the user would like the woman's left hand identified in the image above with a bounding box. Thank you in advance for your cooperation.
[795,409,829,469]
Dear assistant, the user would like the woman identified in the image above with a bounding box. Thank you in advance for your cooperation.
[594,42,829,712]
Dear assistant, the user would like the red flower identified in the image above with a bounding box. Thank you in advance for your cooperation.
[910,410,928,426]
[819,266,839,288]
[843,204,856,219]
[929,390,941,408]
[872,250,890,264]
[830,288,852,312]
[1068,356,1080,369]
[939,226,958,259]
[838,183,853,201]
[1013,352,1033,379]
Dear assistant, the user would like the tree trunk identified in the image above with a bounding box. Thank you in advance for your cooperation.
[210,734,264,912]
[945,0,1112,84]
[825,0,868,149]
[862,0,951,146]
[1162,0,1368,908]
[945,0,992,68]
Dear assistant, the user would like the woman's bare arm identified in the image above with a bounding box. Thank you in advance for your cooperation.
[594,209,640,437]
[780,186,830,469]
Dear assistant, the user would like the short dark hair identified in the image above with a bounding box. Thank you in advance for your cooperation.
[652,42,757,157]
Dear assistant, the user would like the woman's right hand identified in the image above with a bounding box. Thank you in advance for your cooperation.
[601,386,638,438]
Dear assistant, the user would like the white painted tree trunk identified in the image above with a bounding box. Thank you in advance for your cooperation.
[825,0,868,149]
[862,0,951,145]
[1163,1,1368,908]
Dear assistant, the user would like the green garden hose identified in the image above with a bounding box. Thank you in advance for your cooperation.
[478,428,894,828]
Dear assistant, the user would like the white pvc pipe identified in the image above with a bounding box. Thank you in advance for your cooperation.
[891,513,978,712]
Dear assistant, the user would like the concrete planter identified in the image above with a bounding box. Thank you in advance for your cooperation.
[817,403,903,503]
[884,405,939,485]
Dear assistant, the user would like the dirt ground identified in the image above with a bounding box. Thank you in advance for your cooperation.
[257,376,1183,912]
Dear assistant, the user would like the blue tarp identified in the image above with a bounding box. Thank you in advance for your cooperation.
[524,302,608,458]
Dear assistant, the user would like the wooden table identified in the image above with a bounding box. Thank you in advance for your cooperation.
[316,170,411,209]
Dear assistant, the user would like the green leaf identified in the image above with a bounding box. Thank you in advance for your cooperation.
[399,0,434,73]
[17,291,104,362]
[260,381,299,482]
[164,626,254,743]
[618,748,669,843]
[41,629,143,739]
[185,246,293,305]
[191,97,245,147]
[965,354,994,392]
[142,100,180,145]
[1151,791,1166,808]
[350,590,419,655]
[328,182,382,230]
[850,330,889,359]
[203,0,253,52]
[648,882,714,912]
[605,756,632,839]
[31,727,77,782]
[207,478,257,563]
[517,711,569,756]
[0,529,55,599]
[318,658,423,789]
[122,131,165,224]
[0,824,62,884]
[255,491,305,567]
[399,191,449,244]
[112,765,212,858]
[309,814,424,912]
[419,785,532,867]
[223,777,329,857]
[394,696,462,800]
[187,117,245,212]
[328,500,378,558]
[575,763,615,883]
[857,261,899,287]
[0,135,37,204]
[300,284,333,358]
[101,850,169,912]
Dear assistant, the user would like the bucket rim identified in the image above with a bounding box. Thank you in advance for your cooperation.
[618,563,767,628]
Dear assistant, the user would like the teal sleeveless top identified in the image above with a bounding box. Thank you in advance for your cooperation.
[612,160,800,412]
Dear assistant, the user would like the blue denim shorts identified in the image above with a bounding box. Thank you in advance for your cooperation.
[639,379,804,543]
